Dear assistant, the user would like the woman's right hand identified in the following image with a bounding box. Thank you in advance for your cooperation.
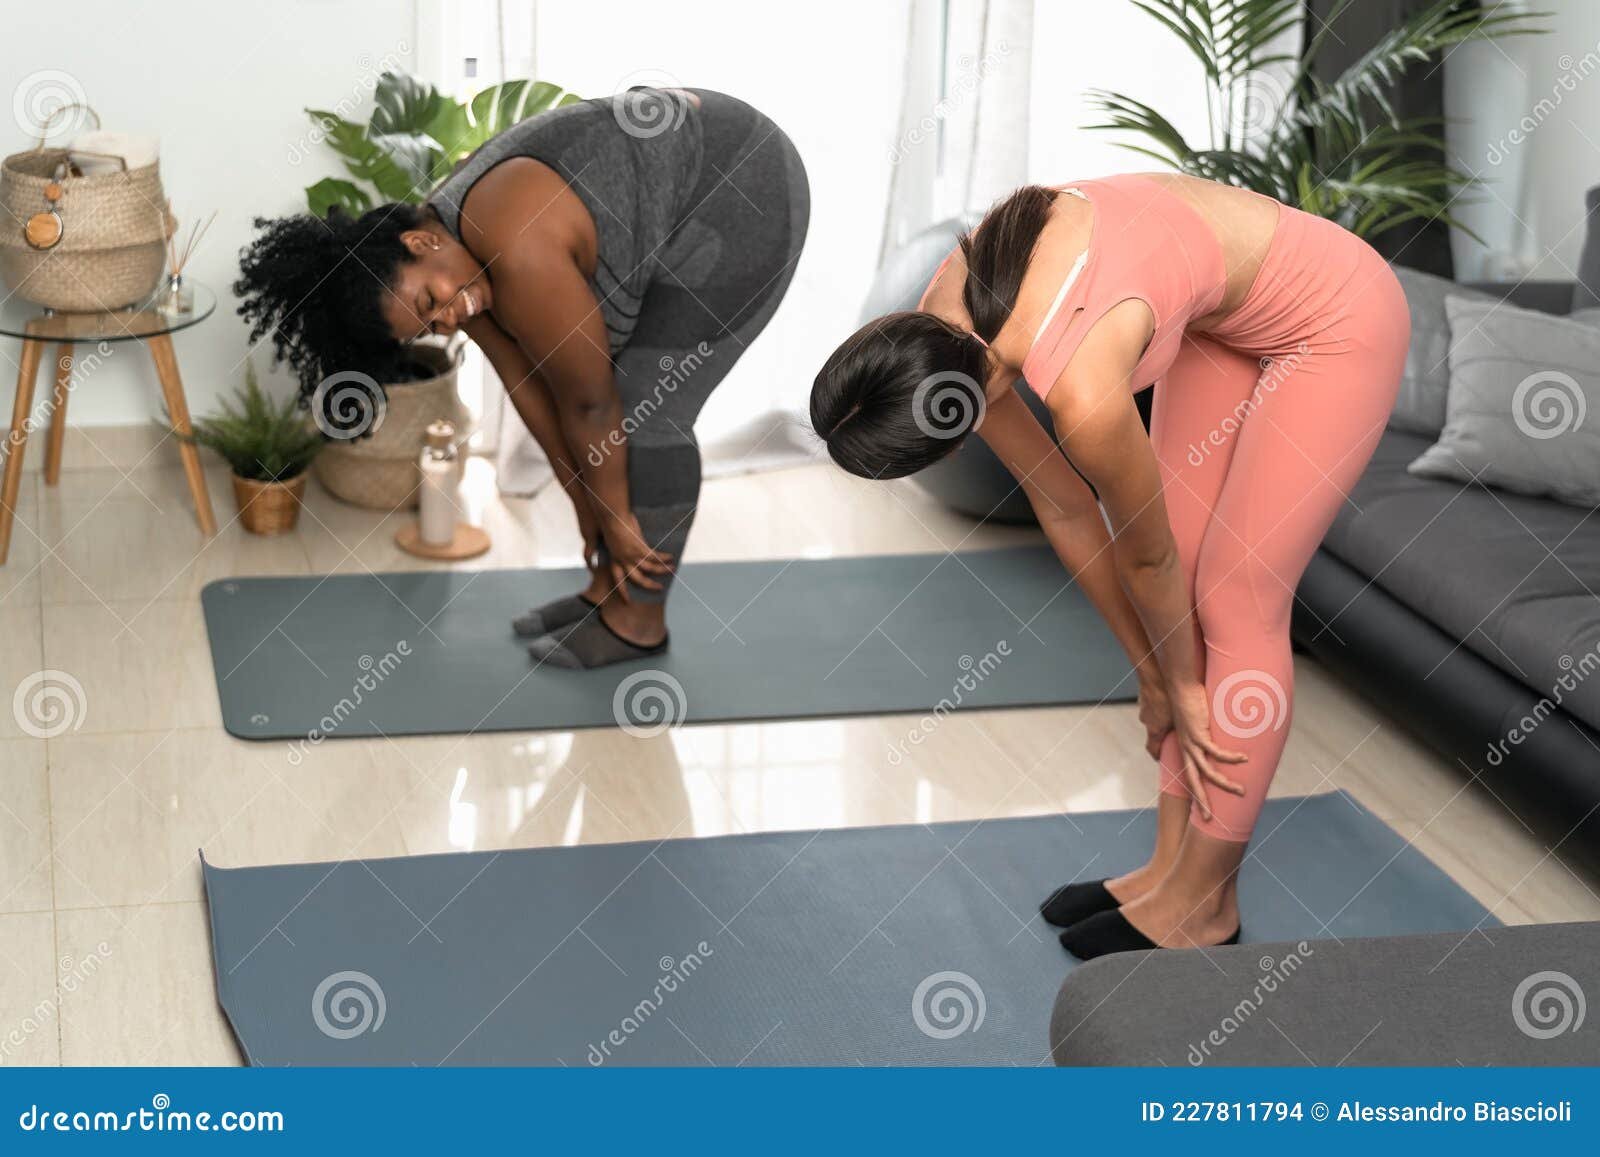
[1136,673,1174,761]
[1167,679,1248,824]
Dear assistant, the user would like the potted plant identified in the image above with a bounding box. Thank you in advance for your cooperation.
[181,364,323,534]
[303,71,581,216]
[296,70,579,508]
[1085,0,1545,238]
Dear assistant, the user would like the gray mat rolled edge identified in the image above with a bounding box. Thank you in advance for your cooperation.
[1051,921,1600,1066]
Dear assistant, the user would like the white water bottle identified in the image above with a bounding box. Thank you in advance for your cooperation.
[417,420,461,547]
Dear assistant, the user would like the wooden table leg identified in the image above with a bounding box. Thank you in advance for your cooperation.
[44,342,72,486]
[147,333,217,536]
[0,337,46,566]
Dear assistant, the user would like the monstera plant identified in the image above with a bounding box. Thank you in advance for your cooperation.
[304,71,582,217]
[1086,0,1545,239]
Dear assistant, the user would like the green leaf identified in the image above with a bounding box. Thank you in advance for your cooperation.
[305,177,372,218]
[370,71,447,135]
[175,363,324,482]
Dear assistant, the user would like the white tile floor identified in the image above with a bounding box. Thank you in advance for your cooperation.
[1,452,1596,1065]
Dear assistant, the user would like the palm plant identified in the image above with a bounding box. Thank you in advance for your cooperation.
[305,71,582,217]
[1086,0,1545,238]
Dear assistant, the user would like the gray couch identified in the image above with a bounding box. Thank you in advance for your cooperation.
[1292,278,1600,864]
[1050,920,1599,1065]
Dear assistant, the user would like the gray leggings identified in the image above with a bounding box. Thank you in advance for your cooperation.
[594,90,810,602]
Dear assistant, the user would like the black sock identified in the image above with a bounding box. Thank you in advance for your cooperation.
[1058,909,1240,960]
[512,594,599,639]
[528,614,668,669]
[1039,879,1118,927]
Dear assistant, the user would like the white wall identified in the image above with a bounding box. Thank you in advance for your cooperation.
[0,0,418,427]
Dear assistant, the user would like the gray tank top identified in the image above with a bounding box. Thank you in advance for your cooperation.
[426,88,704,355]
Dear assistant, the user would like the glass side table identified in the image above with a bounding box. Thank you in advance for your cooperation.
[0,279,219,564]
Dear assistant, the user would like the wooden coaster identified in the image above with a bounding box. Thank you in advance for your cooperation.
[394,521,491,560]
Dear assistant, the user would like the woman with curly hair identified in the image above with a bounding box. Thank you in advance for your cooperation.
[236,87,809,667]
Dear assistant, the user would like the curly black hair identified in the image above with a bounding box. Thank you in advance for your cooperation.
[234,203,427,404]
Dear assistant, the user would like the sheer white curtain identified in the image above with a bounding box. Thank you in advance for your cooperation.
[880,0,1034,261]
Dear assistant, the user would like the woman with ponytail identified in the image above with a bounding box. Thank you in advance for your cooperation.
[812,174,1409,958]
[236,86,808,668]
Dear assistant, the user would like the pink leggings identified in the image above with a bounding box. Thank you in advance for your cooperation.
[1148,206,1410,842]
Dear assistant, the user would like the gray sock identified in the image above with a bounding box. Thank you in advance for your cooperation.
[511,594,598,639]
[528,615,668,669]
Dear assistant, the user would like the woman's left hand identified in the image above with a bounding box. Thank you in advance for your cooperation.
[1167,680,1248,824]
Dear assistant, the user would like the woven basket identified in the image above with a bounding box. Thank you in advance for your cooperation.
[313,342,471,511]
[233,473,307,535]
[0,109,169,312]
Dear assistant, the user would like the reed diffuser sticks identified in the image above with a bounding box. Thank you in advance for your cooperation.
[164,204,216,279]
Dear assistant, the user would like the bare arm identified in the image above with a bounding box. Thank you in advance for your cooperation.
[462,312,584,495]
[491,251,673,592]
[975,385,1162,690]
[1043,351,1204,694]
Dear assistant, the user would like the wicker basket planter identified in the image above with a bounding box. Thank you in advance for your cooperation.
[0,146,169,312]
[232,472,308,535]
[313,341,471,511]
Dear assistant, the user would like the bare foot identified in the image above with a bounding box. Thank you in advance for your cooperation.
[1116,882,1239,949]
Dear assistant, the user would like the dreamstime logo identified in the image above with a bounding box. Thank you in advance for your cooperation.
[912,971,985,1039]
[611,669,687,738]
[1511,371,1586,440]
[588,341,713,466]
[888,41,1013,165]
[1211,669,1288,740]
[290,42,411,167]
[1187,343,1311,465]
[1233,72,1289,140]
[912,371,985,441]
[12,670,87,739]
[2,343,114,462]
[1487,41,1600,166]
[1486,643,1600,767]
[285,643,411,765]
[585,940,715,1065]
[2,942,112,1060]
[311,370,386,440]
[12,69,88,138]
[887,642,1011,766]
[1512,970,1586,1040]
[1187,942,1315,1065]
[612,71,691,139]
[1516,966,1580,1043]
[312,970,386,1039]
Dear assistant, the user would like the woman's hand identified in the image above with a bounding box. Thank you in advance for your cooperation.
[600,511,674,600]
[1136,673,1174,761]
[1167,679,1248,823]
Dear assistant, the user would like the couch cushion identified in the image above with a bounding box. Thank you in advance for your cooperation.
[1320,430,1600,732]
[1390,267,1497,437]
[1409,296,1600,509]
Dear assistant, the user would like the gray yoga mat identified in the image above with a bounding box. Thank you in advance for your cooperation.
[202,791,1494,1067]
[201,546,1134,740]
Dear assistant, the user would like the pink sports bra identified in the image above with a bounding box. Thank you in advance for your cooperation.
[919,175,1230,397]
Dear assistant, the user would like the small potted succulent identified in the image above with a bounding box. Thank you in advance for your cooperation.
[181,363,323,534]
